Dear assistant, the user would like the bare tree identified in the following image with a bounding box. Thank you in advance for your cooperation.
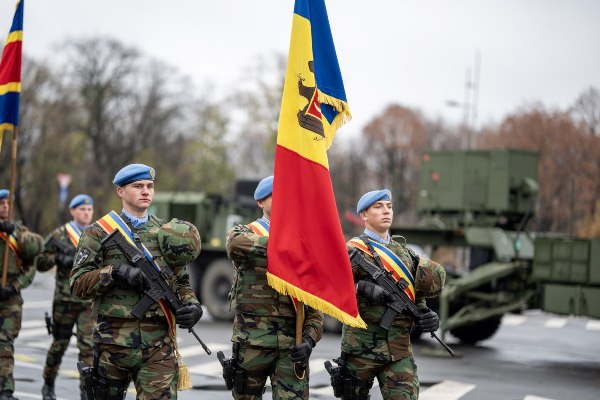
[58,37,186,210]
[361,104,427,224]
[571,86,600,136]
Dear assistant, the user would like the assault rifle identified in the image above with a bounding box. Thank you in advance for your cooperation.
[349,249,455,356]
[101,230,211,355]
[46,236,75,256]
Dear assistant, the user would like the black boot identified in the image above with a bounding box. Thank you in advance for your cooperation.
[0,391,19,400]
[42,384,56,400]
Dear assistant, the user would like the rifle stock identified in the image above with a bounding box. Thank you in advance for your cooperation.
[46,236,75,256]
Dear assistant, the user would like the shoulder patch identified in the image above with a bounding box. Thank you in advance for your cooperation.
[75,248,91,266]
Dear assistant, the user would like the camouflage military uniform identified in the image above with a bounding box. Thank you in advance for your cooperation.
[340,237,446,400]
[226,223,324,400]
[36,225,93,395]
[0,221,43,396]
[69,215,200,400]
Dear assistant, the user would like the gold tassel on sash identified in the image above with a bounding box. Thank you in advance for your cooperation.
[176,347,192,391]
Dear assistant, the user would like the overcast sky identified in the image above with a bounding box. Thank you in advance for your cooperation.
[2,0,599,133]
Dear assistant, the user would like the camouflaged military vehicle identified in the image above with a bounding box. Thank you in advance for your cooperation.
[391,149,600,345]
[150,180,260,321]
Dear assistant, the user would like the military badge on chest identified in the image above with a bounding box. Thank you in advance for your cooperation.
[74,248,91,266]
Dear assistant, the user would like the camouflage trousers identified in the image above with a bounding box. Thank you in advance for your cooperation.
[0,294,23,393]
[43,300,94,390]
[95,340,178,400]
[234,343,310,400]
[344,353,419,400]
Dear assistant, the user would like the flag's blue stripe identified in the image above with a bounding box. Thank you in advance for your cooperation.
[10,1,24,33]
[294,0,348,106]
[0,92,20,126]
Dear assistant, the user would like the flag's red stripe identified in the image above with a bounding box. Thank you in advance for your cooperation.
[0,42,22,84]
[269,145,359,315]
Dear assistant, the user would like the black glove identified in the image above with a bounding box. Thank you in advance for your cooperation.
[356,280,392,305]
[175,304,203,329]
[290,336,314,369]
[0,285,18,300]
[111,264,151,292]
[418,309,440,333]
[55,252,75,269]
[0,220,14,234]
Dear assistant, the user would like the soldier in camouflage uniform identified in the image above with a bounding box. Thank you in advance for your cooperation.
[69,164,203,400]
[225,176,324,400]
[0,189,44,400]
[36,194,95,400]
[333,189,446,400]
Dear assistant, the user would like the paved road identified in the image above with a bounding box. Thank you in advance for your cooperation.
[11,272,600,399]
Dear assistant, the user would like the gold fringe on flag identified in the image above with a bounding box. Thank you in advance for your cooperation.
[267,272,366,329]
[317,90,352,150]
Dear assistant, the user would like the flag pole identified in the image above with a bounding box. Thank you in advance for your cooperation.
[293,301,306,380]
[1,127,18,287]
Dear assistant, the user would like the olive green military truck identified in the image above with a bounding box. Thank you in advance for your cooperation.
[149,180,260,321]
[391,149,600,345]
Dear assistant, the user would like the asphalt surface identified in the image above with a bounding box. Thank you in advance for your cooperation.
[11,271,600,400]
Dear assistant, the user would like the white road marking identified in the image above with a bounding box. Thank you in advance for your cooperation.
[420,380,475,400]
[502,314,527,326]
[586,320,600,330]
[544,318,566,328]
[187,359,222,377]
[179,342,229,357]
[23,300,52,309]
[524,396,556,400]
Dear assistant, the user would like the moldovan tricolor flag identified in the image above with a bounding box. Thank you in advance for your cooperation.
[0,0,23,152]
[267,0,366,329]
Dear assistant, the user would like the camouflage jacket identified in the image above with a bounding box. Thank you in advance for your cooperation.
[37,224,91,304]
[0,220,41,291]
[226,223,323,349]
[69,214,199,348]
[341,237,445,361]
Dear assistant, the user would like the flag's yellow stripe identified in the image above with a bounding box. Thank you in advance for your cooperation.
[5,31,22,45]
[0,82,21,95]
[277,13,330,170]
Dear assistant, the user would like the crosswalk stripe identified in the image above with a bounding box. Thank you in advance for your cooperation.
[23,300,52,309]
[179,342,229,357]
[586,320,600,330]
[308,357,328,375]
[15,391,69,400]
[524,396,555,400]
[544,318,566,328]
[22,320,46,329]
[420,380,475,400]
[18,327,51,339]
[502,314,527,326]
[187,359,222,377]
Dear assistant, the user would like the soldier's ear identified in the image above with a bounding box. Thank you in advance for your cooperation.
[359,211,368,221]
[116,186,125,199]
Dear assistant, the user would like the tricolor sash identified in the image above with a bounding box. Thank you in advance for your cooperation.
[247,218,270,237]
[247,218,303,314]
[0,230,20,269]
[64,221,83,248]
[96,211,176,337]
[348,237,416,302]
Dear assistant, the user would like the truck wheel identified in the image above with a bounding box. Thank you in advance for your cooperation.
[201,258,235,321]
[449,315,502,344]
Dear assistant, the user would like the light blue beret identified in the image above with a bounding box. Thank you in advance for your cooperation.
[69,194,93,209]
[0,189,8,200]
[357,189,392,213]
[113,164,155,186]
[254,176,274,201]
